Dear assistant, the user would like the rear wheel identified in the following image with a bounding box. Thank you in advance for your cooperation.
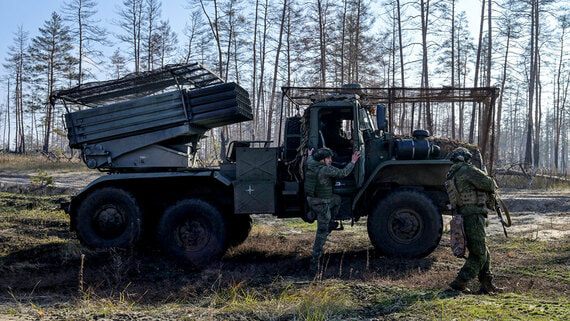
[158,199,227,268]
[75,187,142,249]
[226,215,252,247]
[367,190,442,258]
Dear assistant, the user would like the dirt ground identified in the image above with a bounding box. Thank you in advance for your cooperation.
[0,171,568,320]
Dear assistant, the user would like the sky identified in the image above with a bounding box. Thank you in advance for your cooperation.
[0,0,190,69]
[0,0,481,86]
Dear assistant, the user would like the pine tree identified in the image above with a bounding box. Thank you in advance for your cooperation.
[109,48,129,79]
[3,26,29,153]
[30,12,73,152]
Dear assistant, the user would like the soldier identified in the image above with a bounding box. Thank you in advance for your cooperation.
[305,147,361,270]
[446,147,502,294]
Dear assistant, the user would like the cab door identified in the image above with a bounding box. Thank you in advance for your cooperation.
[353,102,365,188]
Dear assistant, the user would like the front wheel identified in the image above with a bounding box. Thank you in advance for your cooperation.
[367,190,442,258]
[158,199,227,268]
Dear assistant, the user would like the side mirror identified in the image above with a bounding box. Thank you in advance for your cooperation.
[376,104,387,132]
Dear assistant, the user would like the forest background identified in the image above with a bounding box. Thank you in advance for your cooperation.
[0,0,568,174]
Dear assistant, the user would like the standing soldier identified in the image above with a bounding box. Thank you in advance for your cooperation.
[305,147,361,270]
[446,147,502,294]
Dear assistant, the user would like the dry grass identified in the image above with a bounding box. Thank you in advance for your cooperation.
[0,152,87,172]
[0,191,569,320]
[496,173,570,190]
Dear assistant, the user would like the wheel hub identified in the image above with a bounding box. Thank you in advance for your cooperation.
[93,205,126,239]
[177,219,210,252]
[388,209,423,244]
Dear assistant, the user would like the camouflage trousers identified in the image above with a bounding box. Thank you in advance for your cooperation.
[457,212,492,281]
[307,194,341,264]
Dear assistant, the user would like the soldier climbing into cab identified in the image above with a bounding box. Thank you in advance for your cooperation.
[446,147,503,294]
[305,147,360,272]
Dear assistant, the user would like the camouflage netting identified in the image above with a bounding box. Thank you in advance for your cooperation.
[430,137,483,168]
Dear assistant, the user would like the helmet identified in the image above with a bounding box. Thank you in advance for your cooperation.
[314,147,334,161]
[450,147,472,163]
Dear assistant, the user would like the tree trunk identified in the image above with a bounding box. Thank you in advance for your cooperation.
[317,0,326,85]
[496,28,511,166]
[450,0,455,139]
[256,0,269,139]
[554,34,564,170]
[340,0,347,85]
[524,0,537,167]
[251,0,259,140]
[396,0,406,131]
[479,0,494,163]
[469,0,485,144]
[420,0,433,134]
[266,0,287,143]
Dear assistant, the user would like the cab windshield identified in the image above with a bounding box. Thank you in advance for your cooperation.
[359,107,375,132]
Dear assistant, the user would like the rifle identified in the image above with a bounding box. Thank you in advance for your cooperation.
[483,168,512,238]
[491,190,511,238]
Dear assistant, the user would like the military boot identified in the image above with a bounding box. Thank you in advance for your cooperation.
[328,221,339,232]
[479,275,503,295]
[309,257,319,275]
[449,277,470,292]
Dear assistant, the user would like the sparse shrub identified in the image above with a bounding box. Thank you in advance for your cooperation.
[30,169,54,190]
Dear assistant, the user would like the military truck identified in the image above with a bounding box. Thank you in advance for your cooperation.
[55,63,498,268]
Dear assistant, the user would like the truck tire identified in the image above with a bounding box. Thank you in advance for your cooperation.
[284,116,302,161]
[226,215,252,247]
[75,187,142,249]
[158,199,227,268]
[367,190,442,258]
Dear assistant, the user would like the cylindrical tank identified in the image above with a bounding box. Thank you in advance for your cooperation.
[395,129,440,160]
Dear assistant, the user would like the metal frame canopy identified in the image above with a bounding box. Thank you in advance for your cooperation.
[279,85,500,171]
[282,86,499,109]
[51,62,224,107]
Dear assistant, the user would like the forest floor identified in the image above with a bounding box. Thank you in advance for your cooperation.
[0,161,569,320]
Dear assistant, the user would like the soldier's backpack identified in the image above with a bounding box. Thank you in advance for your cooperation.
[450,215,467,258]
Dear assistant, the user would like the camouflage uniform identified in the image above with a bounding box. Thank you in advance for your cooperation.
[446,148,498,292]
[305,152,354,264]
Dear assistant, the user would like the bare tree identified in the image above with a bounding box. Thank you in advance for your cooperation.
[495,0,522,165]
[62,0,108,85]
[420,0,433,134]
[525,0,539,167]
[554,11,569,170]
[155,20,178,67]
[183,10,206,63]
[4,26,29,153]
[468,0,485,144]
[116,0,144,73]
[266,0,287,143]
[143,0,162,70]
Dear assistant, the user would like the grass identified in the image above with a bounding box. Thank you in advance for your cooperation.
[0,152,88,172]
[0,190,569,320]
[496,173,570,190]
